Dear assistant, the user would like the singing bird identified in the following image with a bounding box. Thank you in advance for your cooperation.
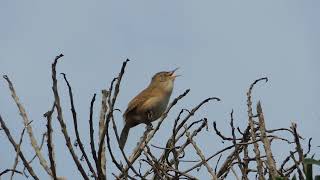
[119,68,179,149]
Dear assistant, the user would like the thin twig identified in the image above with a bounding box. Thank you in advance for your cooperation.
[213,121,238,141]
[10,121,30,180]
[0,115,39,180]
[175,97,221,134]
[105,114,136,180]
[109,110,146,179]
[304,138,312,158]
[290,151,305,180]
[44,104,58,180]
[213,155,221,175]
[143,146,164,179]
[51,54,89,180]
[184,125,217,180]
[153,96,220,177]
[61,73,97,178]
[229,110,247,180]
[22,133,46,176]
[279,151,296,174]
[0,169,22,177]
[291,123,306,175]
[88,94,99,178]
[183,144,235,174]
[230,166,240,180]
[171,118,208,165]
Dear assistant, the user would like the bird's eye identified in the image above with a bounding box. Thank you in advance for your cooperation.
[159,74,166,82]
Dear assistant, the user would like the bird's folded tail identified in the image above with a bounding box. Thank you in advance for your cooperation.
[119,124,130,150]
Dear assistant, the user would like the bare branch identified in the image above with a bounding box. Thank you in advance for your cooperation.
[291,123,306,175]
[213,121,237,141]
[230,110,247,180]
[257,101,279,178]
[2,58,314,180]
[51,54,89,180]
[0,169,22,177]
[304,138,312,157]
[0,115,39,180]
[98,90,109,176]
[22,133,46,175]
[154,96,220,176]
[184,126,217,180]
[61,73,97,178]
[230,166,240,180]
[3,75,52,176]
[109,109,146,179]
[290,151,305,180]
[98,59,129,179]
[10,121,30,180]
[44,104,58,180]
[87,93,100,178]
[183,144,235,174]
[214,154,222,174]
[175,97,221,134]
[246,77,268,180]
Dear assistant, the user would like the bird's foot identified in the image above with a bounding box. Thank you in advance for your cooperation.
[146,123,154,131]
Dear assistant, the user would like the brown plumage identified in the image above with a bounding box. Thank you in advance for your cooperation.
[119,69,179,149]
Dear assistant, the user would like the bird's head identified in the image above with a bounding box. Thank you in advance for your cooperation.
[150,68,180,92]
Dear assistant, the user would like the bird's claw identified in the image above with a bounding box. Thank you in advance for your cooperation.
[146,123,154,131]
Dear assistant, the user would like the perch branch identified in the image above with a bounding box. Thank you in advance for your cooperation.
[119,89,190,177]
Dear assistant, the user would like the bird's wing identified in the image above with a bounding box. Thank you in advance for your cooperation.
[140,96,160,111]
[123,88,150,118]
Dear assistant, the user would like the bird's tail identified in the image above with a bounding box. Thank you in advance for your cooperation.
[119,124,130,149]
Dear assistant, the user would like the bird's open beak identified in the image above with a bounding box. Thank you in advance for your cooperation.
[170,67,181,78]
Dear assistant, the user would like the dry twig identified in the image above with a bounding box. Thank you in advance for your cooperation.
[51,54,89,180]
[61,73,97,178]
[0,115,39,180]
[44,104,58,180]
[3,75,52,176]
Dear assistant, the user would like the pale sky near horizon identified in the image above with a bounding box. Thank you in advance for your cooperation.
[1,1,319,179]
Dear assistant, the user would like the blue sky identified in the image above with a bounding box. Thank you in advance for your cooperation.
[1,1,319,179]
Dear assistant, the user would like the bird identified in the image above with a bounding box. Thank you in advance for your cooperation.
[119,68,179,149]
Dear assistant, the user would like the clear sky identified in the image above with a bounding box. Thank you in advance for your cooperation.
[1,1,319,179]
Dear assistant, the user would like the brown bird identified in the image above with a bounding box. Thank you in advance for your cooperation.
[119,68,179,149]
